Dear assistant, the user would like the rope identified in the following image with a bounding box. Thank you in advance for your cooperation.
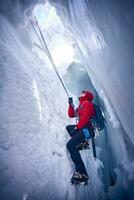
[31,17,78,123]
[31,21,47,54]
[34,42,45,52]
[31,17,70,98]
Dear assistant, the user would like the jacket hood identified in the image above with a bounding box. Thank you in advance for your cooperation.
[79,90,94,102]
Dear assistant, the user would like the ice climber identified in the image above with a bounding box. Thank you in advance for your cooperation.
[66,90,95,184]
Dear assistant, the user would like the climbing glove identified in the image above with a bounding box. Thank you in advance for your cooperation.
[68,97,73,105]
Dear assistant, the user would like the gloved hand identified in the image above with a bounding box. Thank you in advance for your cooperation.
[68,97,73,105]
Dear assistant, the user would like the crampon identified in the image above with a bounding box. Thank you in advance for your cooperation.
[71,172,89,186]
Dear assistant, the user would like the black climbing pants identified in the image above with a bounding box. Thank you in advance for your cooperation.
[66,125,88,175]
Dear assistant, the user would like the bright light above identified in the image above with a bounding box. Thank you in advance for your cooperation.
[33,2,75,68]
[52,44,74,66]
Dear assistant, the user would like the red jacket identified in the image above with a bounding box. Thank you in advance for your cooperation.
[68,91,95,129]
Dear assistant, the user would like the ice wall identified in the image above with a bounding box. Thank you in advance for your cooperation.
[0,0,134,200]
[0,3,105,200]
[52,0,134,145]
[51,0,134,199]
[0,13,73,200]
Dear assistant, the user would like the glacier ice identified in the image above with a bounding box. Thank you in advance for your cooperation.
[0,0,134,200]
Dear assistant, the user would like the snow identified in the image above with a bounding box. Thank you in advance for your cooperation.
[0,10,104,200]
[0,0,134,200]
